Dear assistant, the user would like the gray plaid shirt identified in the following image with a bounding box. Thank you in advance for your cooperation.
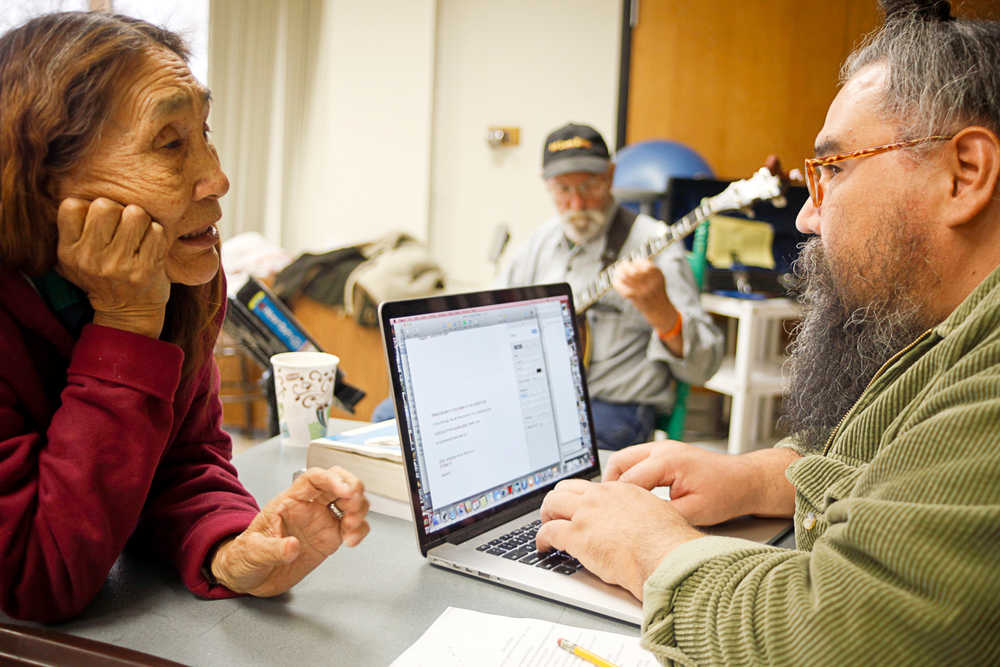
[498,206,723,411]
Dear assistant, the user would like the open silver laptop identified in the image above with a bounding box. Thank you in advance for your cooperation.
[379,283,643,623]
[378,283,791,625]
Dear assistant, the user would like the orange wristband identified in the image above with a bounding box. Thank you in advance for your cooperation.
[657,313,683,342]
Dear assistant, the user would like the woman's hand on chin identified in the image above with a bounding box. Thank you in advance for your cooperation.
[209,466,371,597]
[56,197,171,338]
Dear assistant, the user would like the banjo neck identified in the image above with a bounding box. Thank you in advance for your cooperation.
[575,201,711,315]
[573,166,784,316]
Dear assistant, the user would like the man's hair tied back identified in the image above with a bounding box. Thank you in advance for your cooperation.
[881,0,954,22]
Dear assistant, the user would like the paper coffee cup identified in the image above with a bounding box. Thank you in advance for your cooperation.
[270,351,339,447]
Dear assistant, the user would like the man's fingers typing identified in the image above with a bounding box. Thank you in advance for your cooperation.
[539,480,593,521]
[535,518,572,553]
[617,456,679,490]
[602,443,654,481]
[539,490,576,523]
[552,478,590,494]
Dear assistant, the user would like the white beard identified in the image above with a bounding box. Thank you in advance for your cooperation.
[560,209,607,245]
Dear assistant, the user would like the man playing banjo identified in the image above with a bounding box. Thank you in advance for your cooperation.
[498,123,724,450]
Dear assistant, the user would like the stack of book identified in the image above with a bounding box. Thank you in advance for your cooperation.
[308,421,411,519]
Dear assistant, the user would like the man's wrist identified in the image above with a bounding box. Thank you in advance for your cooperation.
[637,528,702,592]
[743,448,800,517]
[656,312,683,342]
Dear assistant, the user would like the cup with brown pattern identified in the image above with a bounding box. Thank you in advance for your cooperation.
[270,351,339,447]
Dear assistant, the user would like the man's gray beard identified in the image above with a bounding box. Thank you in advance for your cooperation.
[560,209,607,244]
[779,237,931,452]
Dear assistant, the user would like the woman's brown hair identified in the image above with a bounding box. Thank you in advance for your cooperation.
[0,11,224,379]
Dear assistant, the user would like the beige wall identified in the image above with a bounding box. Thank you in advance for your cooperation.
[430,0,622,287]
[282,0,438,254]
[211,0,437,253]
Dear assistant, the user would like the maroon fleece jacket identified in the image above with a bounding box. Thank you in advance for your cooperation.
[0,267,259,622]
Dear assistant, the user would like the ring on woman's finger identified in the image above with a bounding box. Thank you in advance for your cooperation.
[327,501,344,519]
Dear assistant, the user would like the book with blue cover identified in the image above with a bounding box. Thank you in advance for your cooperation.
[317,420,402,462]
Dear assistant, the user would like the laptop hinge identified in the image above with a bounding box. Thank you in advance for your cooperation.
[445,493,544,545]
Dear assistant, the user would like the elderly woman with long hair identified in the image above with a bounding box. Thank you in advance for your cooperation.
[0,11,369,623]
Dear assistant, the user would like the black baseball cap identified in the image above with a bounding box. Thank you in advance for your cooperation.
[541,123,611,179]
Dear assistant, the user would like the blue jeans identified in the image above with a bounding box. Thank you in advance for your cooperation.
[371,396,654,451]
[371,396,396,422]
[590,399,657,451]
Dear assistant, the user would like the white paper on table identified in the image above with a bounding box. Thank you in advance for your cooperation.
[391,607,657,667]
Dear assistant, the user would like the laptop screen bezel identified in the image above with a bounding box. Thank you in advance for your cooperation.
[378,282,601,555]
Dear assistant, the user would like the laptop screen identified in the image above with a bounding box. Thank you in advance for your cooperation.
[383,289,596,535]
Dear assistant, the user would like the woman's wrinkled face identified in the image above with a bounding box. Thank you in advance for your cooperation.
[56,47,230,286]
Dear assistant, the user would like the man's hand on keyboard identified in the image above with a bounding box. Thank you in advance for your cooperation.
[536,479,702,601]
[603,441,800,525]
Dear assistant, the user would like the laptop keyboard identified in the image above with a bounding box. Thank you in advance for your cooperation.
[475,519,585,575]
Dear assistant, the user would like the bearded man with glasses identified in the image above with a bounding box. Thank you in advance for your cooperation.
[532,2,1000,664]
[498,122,724,451]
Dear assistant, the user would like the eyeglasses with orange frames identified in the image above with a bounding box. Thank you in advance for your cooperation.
[804,135,952,208]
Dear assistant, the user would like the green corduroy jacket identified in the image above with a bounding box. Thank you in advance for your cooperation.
[641,264,1000,666]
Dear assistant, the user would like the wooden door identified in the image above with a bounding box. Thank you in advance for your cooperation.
[625,1,882,179]
[626,1,1000,179]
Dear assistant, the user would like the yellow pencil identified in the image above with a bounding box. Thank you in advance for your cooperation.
[557,638,621,667]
